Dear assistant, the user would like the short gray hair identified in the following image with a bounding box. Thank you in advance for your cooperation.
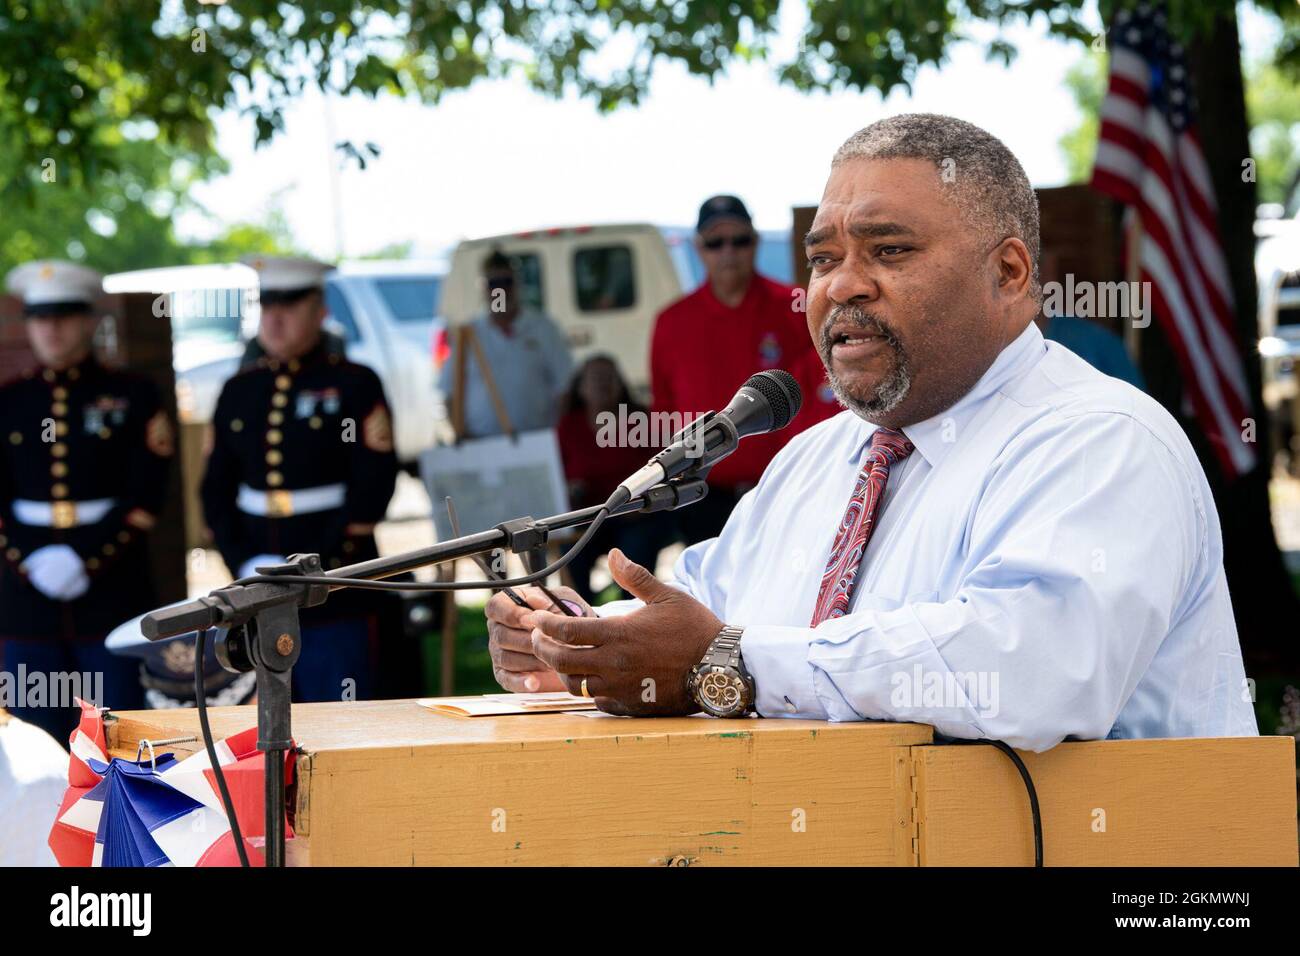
[832,113,1041,300]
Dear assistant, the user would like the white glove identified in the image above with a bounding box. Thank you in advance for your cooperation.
[22,544,90,601]
[237,554,285,578]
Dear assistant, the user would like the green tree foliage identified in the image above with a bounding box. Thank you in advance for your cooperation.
[6,0,1296,197]
[1246,60,1300,209]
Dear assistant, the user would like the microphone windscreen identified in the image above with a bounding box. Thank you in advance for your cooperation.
[742,369,803,429]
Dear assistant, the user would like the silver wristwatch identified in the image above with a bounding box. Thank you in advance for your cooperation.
[687,625,755,718]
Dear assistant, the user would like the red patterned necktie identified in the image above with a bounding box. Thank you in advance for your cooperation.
[810,427,915,626]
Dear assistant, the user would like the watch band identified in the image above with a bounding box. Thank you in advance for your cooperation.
[690,624,755,717]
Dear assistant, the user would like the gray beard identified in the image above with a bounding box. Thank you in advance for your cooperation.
[819,307,912,418]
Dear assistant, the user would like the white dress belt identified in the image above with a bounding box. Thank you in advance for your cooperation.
[236,483,346,518]
[12,498,117,528]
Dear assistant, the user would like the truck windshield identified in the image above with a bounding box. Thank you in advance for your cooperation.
[374,277,444,321]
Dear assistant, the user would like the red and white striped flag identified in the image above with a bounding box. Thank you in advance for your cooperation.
[1090,2,1255,478]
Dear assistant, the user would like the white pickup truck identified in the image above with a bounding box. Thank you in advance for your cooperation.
[438,223,795,401]
[105,260,446,466]
[1256,209,1300,475]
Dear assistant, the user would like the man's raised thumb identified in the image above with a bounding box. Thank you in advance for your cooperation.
[608,548,663,601]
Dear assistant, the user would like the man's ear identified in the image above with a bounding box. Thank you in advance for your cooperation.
[994,237,1034,302]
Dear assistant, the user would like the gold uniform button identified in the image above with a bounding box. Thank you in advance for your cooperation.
[117,530,131,543]
[231,418,244,432]
[51,402,67,416]
[8,432,21,445]
[275,375,292,391]
[67,367,80,381]
[53,386,68,400]
[7,547,22,561]
[309,416,322,430]
[42,369,56,383]
[52,444,68,458]
[266,471,283,486]
[99,427,111,439]
[342,540,355,553]
[272,393,288,408]
[86,557,100,570]
[288,359,301,373]
[51,462,68,477]
[268,410,284,426]
[51,483,68,498]
[55,421,68,437]
[103,543,115,556]
[0,535,6,547]
[267,429,282,445]
[266,449,283,466]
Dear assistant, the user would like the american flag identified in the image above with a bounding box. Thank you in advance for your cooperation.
[1090,2,1255,478]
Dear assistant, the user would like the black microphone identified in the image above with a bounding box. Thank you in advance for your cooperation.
[616,369,803,501]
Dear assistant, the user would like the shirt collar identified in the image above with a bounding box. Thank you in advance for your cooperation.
[844,321,1045,466]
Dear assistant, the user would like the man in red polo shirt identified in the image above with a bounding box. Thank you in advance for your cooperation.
[651,195,839,544]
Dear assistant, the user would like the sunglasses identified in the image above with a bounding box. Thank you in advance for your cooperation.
[701,234,755,251]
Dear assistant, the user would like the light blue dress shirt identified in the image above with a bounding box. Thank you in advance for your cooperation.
[599,322,1258,751]
[446,310,575,438]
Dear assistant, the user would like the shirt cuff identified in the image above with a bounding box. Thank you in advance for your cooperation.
[742,624,852,720]
[595,597,644,618]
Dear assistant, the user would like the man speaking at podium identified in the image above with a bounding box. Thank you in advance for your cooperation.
[486,114,1258,752]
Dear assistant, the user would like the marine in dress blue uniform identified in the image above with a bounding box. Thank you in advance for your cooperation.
[199,257,399,703]
[1,261,174,738]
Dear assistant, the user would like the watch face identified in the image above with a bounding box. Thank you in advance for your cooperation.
[696,669,745,716]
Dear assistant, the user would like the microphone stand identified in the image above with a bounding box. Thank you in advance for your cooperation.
[138,477,709,867]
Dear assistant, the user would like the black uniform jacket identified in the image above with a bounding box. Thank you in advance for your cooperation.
[0,356,173,639]
[199,341,398,620]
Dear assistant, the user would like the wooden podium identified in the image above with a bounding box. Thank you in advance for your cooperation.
[106,700,1298,866]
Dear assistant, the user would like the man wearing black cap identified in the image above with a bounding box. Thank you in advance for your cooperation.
[650,196,837,544]
[200,256,399,704]
[0,260,174,738]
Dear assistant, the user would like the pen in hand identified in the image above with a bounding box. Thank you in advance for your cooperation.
[444,497,577,616]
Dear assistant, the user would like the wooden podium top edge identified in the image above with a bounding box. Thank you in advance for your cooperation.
[104,698,936,759]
